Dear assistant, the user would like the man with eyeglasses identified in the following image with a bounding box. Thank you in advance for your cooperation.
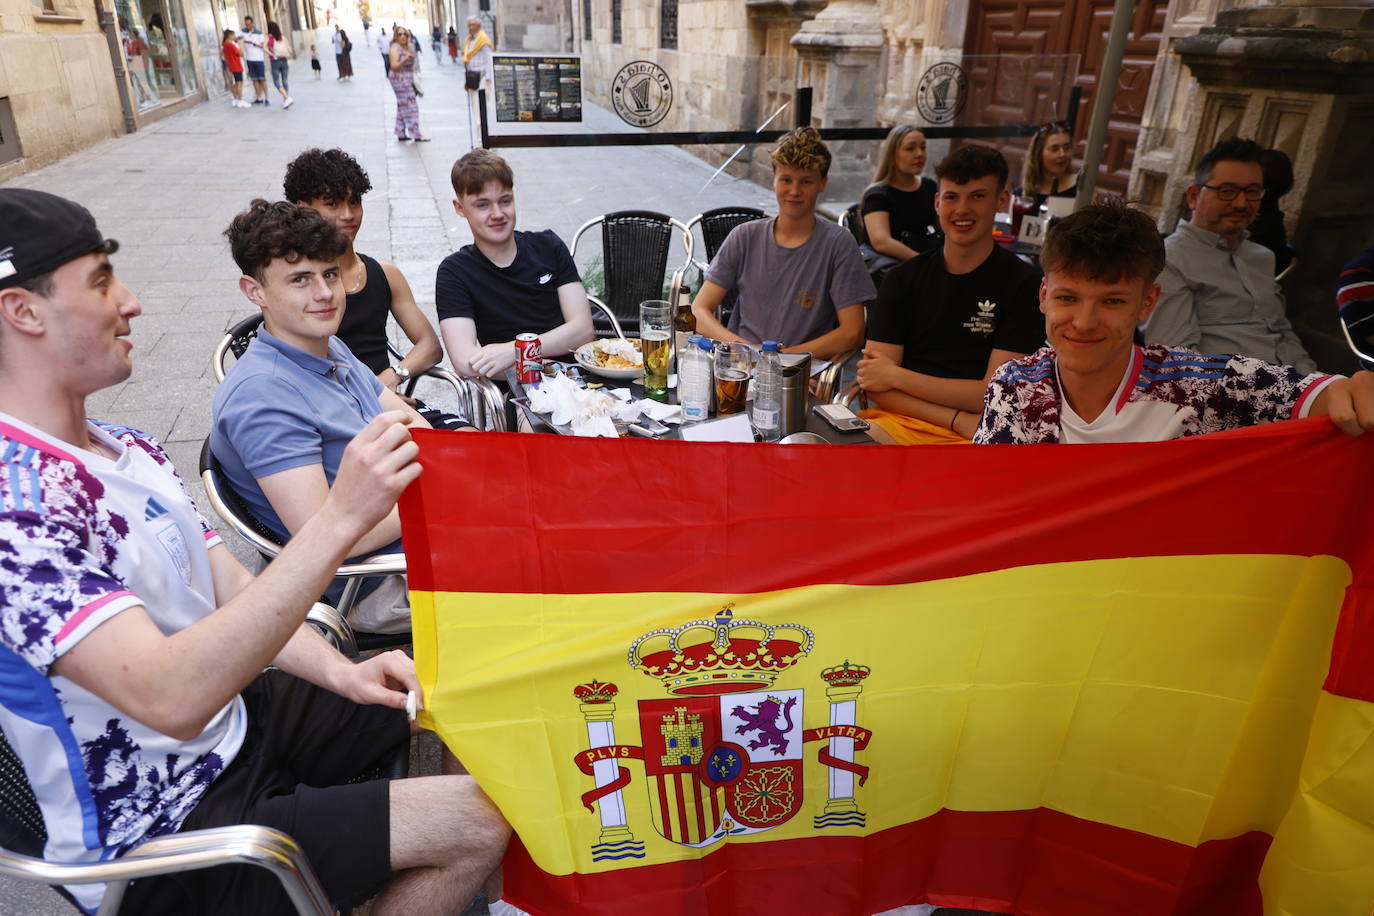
[1144,137,1317,373]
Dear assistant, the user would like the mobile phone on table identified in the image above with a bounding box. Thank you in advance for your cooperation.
[813,403,870,432]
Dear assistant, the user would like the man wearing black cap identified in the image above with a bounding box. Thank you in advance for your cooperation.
[0,189,509,915]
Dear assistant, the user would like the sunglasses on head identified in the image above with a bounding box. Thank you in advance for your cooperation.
[1037,122,1072,136]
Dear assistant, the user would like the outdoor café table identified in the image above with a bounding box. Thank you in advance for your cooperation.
[504,366,882,445]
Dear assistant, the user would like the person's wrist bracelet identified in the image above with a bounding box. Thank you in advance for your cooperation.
[948,408,961,431]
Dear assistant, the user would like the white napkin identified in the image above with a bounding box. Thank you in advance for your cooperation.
[571,415,619,438]
[528,375,680,437]
[642,400,683,424]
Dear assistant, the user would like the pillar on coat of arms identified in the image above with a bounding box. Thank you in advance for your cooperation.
[816,660,870,827]
[574,680,645,859]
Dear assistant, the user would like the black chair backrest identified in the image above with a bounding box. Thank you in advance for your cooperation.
[0,727,46,858]
[600,210,674,330]
[697,207,766,329]
[699,207,766,261]
[226,313,264,361]
[841,203,870,247]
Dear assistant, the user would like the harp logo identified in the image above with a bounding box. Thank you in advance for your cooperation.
[916,61,968,125]
[611,60,673,128]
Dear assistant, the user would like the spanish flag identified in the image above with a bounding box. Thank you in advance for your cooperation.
[399,419,1374,915]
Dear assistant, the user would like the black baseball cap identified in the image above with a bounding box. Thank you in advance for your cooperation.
[0,189,119,291]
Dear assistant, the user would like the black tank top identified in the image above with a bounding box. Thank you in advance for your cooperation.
[337,252,392,375]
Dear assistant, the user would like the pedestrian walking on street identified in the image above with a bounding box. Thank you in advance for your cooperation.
[266,21,294,109]
[338,29,354,80]
[447,26,459,63]
[332,26,343,79]
[378,26,391,76]
[462,17,493,93]
[240,15,268,105]
[388,28,427,141]
[431,26,443,60]
[310,43,321,78]
[221,29,249,108]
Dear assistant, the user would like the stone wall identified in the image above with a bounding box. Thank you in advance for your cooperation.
[0,1,126,179]
[498,0,565,49]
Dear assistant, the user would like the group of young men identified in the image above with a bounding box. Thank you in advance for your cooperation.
[2,125,1373,915]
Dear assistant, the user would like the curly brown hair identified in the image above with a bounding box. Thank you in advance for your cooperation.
[283,148,372,205]
[224,199,349,282]
[771,126,831,178]
[1040,198,1165,286]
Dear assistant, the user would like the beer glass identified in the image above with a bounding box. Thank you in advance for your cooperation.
[639,300,673,400]
[713,341,755,416]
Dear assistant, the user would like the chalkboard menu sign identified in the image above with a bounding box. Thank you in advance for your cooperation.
[493,55,582,122]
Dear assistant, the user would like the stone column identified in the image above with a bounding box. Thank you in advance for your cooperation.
[790,0,885,202]
[1172,4,1374,372]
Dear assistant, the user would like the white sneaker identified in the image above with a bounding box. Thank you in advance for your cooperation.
[282,97,294,109]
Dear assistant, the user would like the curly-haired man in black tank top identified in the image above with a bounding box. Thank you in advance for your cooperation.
[285,149,444,395]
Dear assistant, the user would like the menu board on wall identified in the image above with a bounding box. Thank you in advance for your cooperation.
[493,55,582,122]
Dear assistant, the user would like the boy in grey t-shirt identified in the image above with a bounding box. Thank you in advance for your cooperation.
[692,128,875,359]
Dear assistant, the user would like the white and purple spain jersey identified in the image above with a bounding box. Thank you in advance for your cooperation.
[0,414,246,912]
[975,344,1336,444]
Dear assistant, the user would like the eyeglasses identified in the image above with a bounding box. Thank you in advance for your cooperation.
[1200,184,1266,201]
[1037,122,1071,136]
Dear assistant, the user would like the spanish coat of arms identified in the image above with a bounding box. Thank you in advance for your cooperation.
[571,607,873,861]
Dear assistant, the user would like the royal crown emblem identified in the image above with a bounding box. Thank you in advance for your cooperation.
[572,607,873,860]
[572,680,619,704]
[627,605,814,696]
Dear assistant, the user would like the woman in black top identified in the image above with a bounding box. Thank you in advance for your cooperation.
[861,125,940,261]
[1020,121,1078,208]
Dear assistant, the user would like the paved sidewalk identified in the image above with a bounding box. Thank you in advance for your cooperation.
[0,41,777,916]
[4,45,776,563]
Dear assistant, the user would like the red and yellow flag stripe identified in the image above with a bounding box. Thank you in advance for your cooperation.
[400,419,1374,915]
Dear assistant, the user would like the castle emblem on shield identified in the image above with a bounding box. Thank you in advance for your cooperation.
[572,606,874,860]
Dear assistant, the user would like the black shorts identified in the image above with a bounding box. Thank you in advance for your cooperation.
[119,670,409,915]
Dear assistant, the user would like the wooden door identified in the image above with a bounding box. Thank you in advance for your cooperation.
[964,0,1166,195]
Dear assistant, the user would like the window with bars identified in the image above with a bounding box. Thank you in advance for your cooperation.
[583,0,592,41]
[660,0,677,49]
[611,0,621,43]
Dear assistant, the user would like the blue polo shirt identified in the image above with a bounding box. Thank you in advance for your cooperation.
[210,328,399,558]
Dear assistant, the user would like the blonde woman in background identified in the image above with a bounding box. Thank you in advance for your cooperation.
[862,125,941,261]
[388,28,428,141]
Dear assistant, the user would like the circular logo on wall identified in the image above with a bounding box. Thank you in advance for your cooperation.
[611,60,673,128]
[916,62,969,125]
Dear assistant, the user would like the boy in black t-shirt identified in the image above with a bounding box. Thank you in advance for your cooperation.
[436,150,594,380]
[859,145,1043,443]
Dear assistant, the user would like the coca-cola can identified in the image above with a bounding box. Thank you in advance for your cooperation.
[515,333,543,385]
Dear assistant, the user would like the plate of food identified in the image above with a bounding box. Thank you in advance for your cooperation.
[575,338,643,380]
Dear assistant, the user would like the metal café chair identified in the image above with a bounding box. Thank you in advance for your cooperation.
[198,439,408,657]
[683,206,766,328]
[1339,312,1374,371]
[212,314,508,432]
[0,727,333,916]
[571,210,693,337]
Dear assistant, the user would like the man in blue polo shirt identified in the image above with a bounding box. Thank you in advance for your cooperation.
[212,199,430,632]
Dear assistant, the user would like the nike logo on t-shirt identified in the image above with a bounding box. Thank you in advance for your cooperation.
[539,274,553,285]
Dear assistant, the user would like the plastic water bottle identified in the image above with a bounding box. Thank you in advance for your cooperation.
[680,335,713,422]
[751,340,782,442]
